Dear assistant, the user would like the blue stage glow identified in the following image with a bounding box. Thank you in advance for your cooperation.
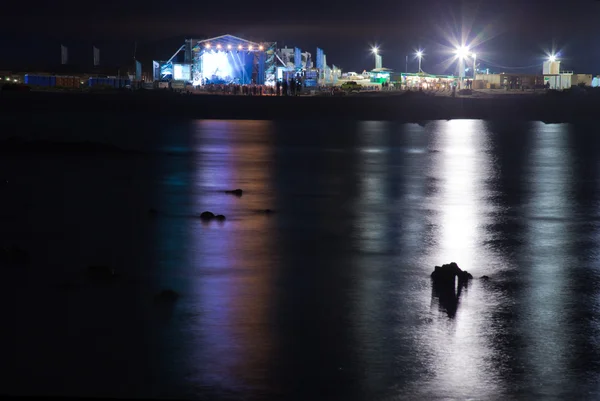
[195,50,254,85]
[160,62,173,80]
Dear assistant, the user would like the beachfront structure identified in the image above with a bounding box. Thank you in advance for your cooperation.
[370,68,393,83]
[152,35,277,86]
[543,60,560,75]
[153,34,337,87]
[396,72,457,90]
[475,73,545,89]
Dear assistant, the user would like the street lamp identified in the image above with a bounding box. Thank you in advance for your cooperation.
[549,54,557,62]
[454,45,470,88]
[416,50,423,73]
[455,45,469,60]
[371,46,379,69]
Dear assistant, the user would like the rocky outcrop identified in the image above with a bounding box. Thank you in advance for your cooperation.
[431,262,473,318]
[224,189,243,197]
[200,211,215,221]
[431,262,473,288]
[200,211,226,222]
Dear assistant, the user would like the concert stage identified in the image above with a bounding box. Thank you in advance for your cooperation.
[153,34,277,86]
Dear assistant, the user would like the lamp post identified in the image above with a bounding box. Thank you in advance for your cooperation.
[472,53,477,80]
[372,47,379,69]
[455,45,469,89]
[416,50,423,73]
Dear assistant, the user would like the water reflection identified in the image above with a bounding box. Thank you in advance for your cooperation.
[520,123,574,398]
[166,120,277,397]
[422,120,501,398]
[7,115,600,400]
[354,121,391,255]
[270,121,365,401]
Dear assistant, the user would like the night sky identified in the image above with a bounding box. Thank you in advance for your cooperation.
[1,0,600,74]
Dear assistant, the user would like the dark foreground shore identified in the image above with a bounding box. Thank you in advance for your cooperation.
[0,90,597,122]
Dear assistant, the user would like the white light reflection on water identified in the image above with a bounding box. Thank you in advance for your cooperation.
[418,120,502,399]
[353,121,391,255]
[521,122,573,397]
[351,121,394,395]
[400,124,430,251]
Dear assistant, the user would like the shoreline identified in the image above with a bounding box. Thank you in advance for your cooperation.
[0,90,596,123]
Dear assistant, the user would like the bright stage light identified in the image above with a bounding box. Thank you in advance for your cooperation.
[227,44,232,50]
[248,45,253,50]
[238,44,243,50]
[455,45,469,59]
[216,44,221,49]
[205,43,211,49]
[259,45,264,51]
[201,51,235,80]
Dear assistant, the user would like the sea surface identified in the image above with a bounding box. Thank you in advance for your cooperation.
[1,115,600,400]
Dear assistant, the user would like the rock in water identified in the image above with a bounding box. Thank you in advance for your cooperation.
[200,211,215,221]
[224,189,243,197]
[431,262,473,318]
[431,262,473,288]
[215,214,226,222]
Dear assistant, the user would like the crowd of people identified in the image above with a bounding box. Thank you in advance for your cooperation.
[174,78,467,96]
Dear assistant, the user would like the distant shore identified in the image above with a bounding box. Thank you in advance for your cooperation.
[0,90,597,123]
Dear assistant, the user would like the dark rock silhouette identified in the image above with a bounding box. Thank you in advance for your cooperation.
[0,246,29,266]
[200,211,226,222]
[431,262,473,318]
[431,262,473,288]
[224,188,243,197]
[200,211,215,221]
[481,275,490,281]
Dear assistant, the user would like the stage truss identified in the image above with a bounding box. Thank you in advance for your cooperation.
[184,34,278,86]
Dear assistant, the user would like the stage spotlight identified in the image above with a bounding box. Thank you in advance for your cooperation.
[238,44,243,50]
[259,45,264,51]
[205,43,211,49]
[216,44,221,49]
[248,45,253,50]
[227,44,232,50]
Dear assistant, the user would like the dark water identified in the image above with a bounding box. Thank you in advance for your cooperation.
[1,116,600,400]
